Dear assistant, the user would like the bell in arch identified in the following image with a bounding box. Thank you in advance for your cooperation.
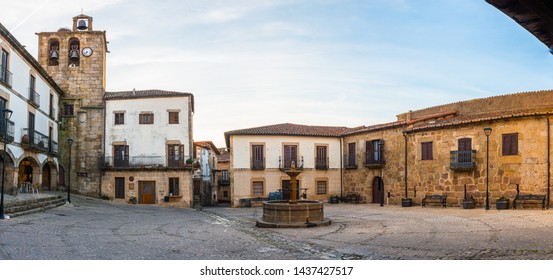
[77,19,88,30]
[49,47,59,60]
[69,46,79,59]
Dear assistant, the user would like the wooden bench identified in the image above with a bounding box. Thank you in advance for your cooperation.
[513,185,545,210]
[341,193,361,204]
[422,194,447,208]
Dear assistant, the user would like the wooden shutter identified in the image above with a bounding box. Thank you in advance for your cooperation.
[458,138,471,151]
[179,144,185,165]
[502,133,518,155]
[284,145,298,167]
[422,142,433,160]
[348,143,356,166]
[252,145,264,169]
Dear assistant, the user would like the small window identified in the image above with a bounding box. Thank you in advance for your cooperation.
[168,112,179,124]
[169,177,179,196]
[63,103,74,116]
[317,181,327,195]
[347,142,357,167]
[421,141,433,160]
[223,191,229,198]
[502,133,518,156]
[114,112,125,125]
[139,113,154,124]
[252,181,264,197]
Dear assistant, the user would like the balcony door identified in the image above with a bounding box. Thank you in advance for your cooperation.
[458,138,472,163]
[28,112,35,143]
[283,145,298,168]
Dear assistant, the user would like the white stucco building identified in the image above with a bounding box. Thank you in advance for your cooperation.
[225,123,348,207]
[100,89,195,207]
[194,141,220,206]
[1,21,63,192]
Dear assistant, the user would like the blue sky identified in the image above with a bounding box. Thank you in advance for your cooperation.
[2,0,552,147]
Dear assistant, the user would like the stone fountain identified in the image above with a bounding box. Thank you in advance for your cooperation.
[256,161,331,228]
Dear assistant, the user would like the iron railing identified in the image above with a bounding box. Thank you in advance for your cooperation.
[21,128,49,152]
[49,140,58,156]
[365,150,384,168]
[279,155,304,170]
[0,65,12,87]
[218,171,230,185]
[50,107,56,119]
[0,119,14,143]
[344,154,357,169]
[29,88,40,107]
[450,150,477,171]
[315,157,329,170]
[251,158,265,170]
[101,155,191,169]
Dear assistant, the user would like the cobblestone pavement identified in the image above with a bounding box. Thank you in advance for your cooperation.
[2,195,553,259]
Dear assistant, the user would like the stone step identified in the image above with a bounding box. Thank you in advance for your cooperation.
[4,196,67,217]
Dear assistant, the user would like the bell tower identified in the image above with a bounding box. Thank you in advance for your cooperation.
[37,14,108,196]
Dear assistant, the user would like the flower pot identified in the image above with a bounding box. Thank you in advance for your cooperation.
[496,199,509,210]
[329,196,339,204]
[401,198,413,207]
[463,199,475,209]
[22,134,29,143]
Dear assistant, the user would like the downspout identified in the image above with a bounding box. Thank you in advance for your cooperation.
[340,137,343,198]
[545,113,551,209]
[403,127,408,198]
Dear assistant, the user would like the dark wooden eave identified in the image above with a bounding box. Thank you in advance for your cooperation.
[486,0,553,49]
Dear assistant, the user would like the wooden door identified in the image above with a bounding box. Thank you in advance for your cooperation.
[283,145,297,168]
[115,177,125,199]
[139,181,155,204]
[458,138,471,151]
[372,177,382,204]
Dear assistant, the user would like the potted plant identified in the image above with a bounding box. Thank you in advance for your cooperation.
[129,196,137,204]
[329,194,339,204]
[496,196,509,210]
[401,198,413,207]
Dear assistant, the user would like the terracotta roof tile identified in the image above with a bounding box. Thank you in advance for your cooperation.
[105,89,193,100]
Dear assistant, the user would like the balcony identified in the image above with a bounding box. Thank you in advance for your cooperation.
[450,150,477,171]
[0,119,14,143]
[365,152,384,168]
[29,88,40,107]
[251,159,265,170]
[49,107,56,119]
[49,140,58,156]
[315,157,329,170]
[344,154,357,169]
[21,128,49,152]
[279,155,303,171]
[168,155,192,168]
[100,155,192,169]
[218,171,230,185]
[0,65,12,87]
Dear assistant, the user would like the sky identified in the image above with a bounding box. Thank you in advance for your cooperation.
[1,0,552,147]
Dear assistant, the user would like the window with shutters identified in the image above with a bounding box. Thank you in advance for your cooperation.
[169,177,179,196]
[114,112,124,125]
[283,144,298,168]
[315,145,328,169]
[63,103,74,116]
[346,142,357,168]
[168,111,179,124]
[168,144,185,167]
[316,180,327,194]
[113,145,129,167]
[251,144,264,169]
[502,133,518,156]
[139,113,154,124]
[252,181,264,197]
[365,140,383,166]
[421,141,433,160]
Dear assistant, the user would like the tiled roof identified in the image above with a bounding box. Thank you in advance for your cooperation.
[105,89,192,100]
[225,123,350,147]
[342,121,406,136]
[217,151,230,163]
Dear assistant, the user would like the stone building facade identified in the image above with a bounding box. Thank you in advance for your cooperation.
[342,90,553,208]
[37,14,107,196]
[216,148,231,203]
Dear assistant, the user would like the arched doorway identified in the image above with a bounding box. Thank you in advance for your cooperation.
[42,161,57,191]
[58,165,65,188]
[372,177,383,204]
[18,157,40,187]
[0,152,15,193]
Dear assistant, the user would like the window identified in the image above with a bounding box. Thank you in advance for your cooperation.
[347,143,357,167]
[29,75,39,107]
[63,103,74,116]
[49,94,54,118]
[315,146,328,169]
[366,140,383,165]
[169,178,179,196]
[168,112,179,124]
[223,191,229,198]
[168,144,184,167]
[220,170,230,183]
[251,144,264,169]
[139,113,154,124]
[421,141,433,160]
[113,145,129,167]
[502,133,518,156]
[0,49,10,86]
[252,181,264,197]
[114,112,124,125]
[283,144,298,168]
[317,181,327,195]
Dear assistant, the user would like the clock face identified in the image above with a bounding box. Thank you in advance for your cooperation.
[82,47,93,57]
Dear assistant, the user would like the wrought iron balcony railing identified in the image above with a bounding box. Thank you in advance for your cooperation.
[344,154,357,169]
[0,118,14,143]
[450,150,477,171]
[315,157,329,170]
[218,171,230,185]
[49,140,58,156]
[101,155,192,169]
[279,155,304,170]
[365,151,384,168]
[0,65,12,87]
[29,88,40,107]
[21,128,49,152]
[251,159,265,170]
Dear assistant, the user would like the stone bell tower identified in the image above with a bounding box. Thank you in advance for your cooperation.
[37,14,107,196]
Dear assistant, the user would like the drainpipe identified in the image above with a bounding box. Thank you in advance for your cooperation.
[546,113,551,209]
[403,127,408,198]
[340,137,343,198]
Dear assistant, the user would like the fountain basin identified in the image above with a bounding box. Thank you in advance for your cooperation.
[256,200,331,228]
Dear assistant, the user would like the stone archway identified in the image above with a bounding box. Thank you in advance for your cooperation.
[18,157,40,187]
[41,161,58,191]
[0,151,16,193]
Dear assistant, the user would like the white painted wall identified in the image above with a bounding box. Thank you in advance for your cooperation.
[105,96,191,160]
[232,135,341,169]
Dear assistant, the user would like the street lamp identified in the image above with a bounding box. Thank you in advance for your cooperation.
[67,138,74,204]
[378,141,384,207]
[0,109,13,219]
[484,127,492,211]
